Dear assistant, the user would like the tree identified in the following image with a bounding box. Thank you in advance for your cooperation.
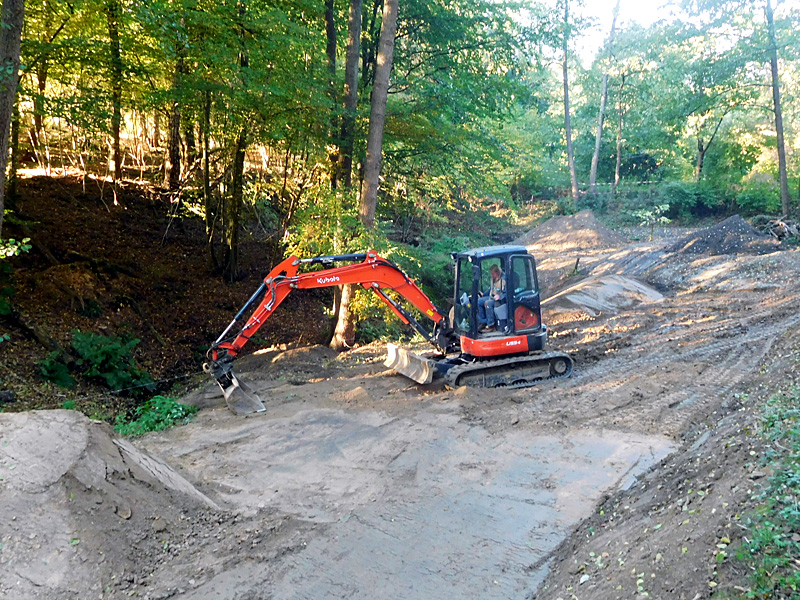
[338,0,362,189]
[561,0,578,203]
[106,0,123,183]
[330,0,399,351]
[765,0,790,216]
[589,0,619,194]
[0,0,25,239]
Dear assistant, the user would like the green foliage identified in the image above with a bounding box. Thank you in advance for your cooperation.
[0,235,31,316]
[71,330,153,395]
[659,181,725,219]
[39,351,76,389]
[736,176,782,216]
[0,237,31,259]
[633,204,671,240]
[62,400,77,410]
[738,388,800,598]
[113,395,198,437]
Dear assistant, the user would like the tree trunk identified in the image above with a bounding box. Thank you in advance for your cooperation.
[153,111,161,148]
[695,137,705,181]
[184,119,196,170]
[324,0,339,187]
[613,75,625,196]
[202,90,212,239]
[106,0,123,182]
[360,0,381,89]
[331,0,398,351]
[765,0,790,217]
[224,128,247,283]
[339,0,363,188]
[358,0,398,228]
[589,0,619,194]
[164,63,182,192]
[0,0,24,239]
[8,99,19,208]
[33,60,48,150]
[562,0,578,203]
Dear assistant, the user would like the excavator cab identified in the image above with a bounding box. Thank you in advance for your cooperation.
[452,246,544,344]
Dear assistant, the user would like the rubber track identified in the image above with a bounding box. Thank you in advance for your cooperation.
[444,351,574,390]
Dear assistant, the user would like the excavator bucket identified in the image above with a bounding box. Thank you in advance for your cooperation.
[219,373,266,415]
[385,343,438,385]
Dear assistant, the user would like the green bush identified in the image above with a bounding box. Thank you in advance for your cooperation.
[114,395,198,437]
[39,351,76,389]
[71,330,153,395]
[736,176,782,215]
[658,180,725,219]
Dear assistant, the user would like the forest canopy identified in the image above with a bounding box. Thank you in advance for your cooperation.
[1,0,798,316]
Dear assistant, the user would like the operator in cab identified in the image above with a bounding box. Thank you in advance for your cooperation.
[477,264,506,332]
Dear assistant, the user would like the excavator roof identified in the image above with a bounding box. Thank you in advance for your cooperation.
[453,245,529,261]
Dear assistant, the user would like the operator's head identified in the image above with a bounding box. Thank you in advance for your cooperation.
[490,264,501,279]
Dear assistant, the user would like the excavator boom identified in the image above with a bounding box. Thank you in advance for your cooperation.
[205,251,451,414]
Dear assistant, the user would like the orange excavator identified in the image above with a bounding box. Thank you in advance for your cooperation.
[204,246,573,414]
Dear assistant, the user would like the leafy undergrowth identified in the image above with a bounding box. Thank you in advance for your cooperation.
[113,395,198,437]
[739,388,800,599]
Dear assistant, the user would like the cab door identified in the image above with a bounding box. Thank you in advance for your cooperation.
[509,254,542,334]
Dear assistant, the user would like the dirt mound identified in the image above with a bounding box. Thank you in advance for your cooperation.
[514,210,628,252]
[0,410,220,599]
[543,274,664,319]
[669,214,780,255]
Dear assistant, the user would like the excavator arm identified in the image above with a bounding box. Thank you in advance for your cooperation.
[204,251,452,414]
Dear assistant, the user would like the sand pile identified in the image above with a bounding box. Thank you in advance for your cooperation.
[669,215,780,256]
[515,210,628,253]
[0,410,219,600]
[543,275,664,319]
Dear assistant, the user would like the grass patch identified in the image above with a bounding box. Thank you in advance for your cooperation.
[738,388,800,598]
[114,395,198,437]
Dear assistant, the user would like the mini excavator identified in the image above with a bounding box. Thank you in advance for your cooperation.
[204,246,573,414]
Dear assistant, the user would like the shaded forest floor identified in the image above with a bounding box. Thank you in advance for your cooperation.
[0,176,331,417]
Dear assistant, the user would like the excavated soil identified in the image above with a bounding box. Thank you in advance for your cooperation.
[514,209,628,252]
[669,214,781,256]
[3,209,800,599]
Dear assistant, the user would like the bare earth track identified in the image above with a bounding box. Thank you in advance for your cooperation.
[2,212,799,599]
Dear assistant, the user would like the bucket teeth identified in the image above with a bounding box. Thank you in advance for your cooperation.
[219,373,266,415]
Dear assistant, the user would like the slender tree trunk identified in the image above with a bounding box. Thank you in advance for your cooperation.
[329,0,365,349]
[324,0,339,187]
[224,128,247,283]
[339,0,363,188]
[331,0,398,351]
[765,0,790,216]
[106,0,123,182]
[358,0,398,228]
[562,0,578,203]
[202,90,212,239]
[695,138,705,181]
[184,119,196,170]
[33,60,48,150]
[8,100,19,208]
[360,0,381,89]
[153,111,161,148]
[164,61,183,192]
[0,0,24,238]
[613,75,625,196]
[589,0,619,194]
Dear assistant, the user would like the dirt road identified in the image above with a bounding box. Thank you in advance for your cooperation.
[2,216,799,599]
